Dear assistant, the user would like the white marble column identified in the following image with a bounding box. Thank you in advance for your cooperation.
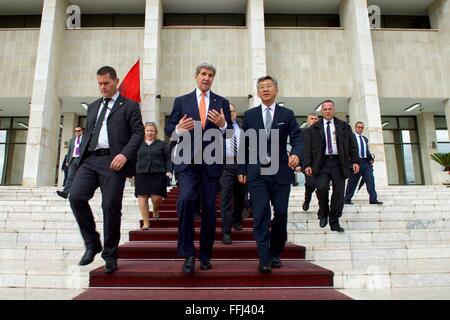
[340,0,388,186]
[246,0,266,108]
[141,0,162,125]
[22,0,68,186]
[430,1,450,141]
[335,112,347,122]
[57,112,78,187]
[446,100,450,141]
[417,112,441,184]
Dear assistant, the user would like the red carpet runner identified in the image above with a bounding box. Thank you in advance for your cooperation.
[74,187,350,300]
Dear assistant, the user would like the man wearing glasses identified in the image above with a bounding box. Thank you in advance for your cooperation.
[56,127,84,199]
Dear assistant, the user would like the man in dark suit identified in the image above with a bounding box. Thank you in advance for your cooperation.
[220,103,246,245]
[304,100,359,232]
[300,113,319,211]
[69,66,143,273]
[165,62,232,274]
[344,121,383,205]
[238,75,303,273]
[56,127,84,199]
[61,154,69,186]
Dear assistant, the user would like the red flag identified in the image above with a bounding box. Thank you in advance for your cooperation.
[118,59,141,103]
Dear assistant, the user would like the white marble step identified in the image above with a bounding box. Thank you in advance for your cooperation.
[316,259,450,289]
[304,243,450,262]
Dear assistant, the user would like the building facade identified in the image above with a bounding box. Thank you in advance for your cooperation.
[0,0,449,187]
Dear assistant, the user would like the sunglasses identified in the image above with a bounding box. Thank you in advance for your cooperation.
[74,130,81,132]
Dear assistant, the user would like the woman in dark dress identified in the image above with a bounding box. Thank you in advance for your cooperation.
[135,122,172,229]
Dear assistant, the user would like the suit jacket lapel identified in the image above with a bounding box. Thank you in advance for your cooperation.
[108,95,126,119]
[190,90,201,122]
[88,98,102,132]
[257,105,265,130]
[271,104,282,129]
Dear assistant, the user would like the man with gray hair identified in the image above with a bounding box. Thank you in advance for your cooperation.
[299,113,319,211]
[165,62,232,274]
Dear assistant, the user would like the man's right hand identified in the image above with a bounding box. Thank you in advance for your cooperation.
[238,175,247,184]
[176,114,195,133]
[305,167,313,176]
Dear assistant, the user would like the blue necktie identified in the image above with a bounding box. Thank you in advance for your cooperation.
[359,135,365,158]
[326,121,333,155]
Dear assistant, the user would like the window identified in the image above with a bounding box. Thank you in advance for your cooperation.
[0,15,41,28]
[0,117,28,185]
[379,15,431,29]
[80,14,145,27]
[435,116,449,153]
[163,14,246,27]
[265,14,340,28]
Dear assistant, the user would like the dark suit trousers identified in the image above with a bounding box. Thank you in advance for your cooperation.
[62,157,79,194]
[220,163,246,234]
[176,164,220,262]
[304,174,316,205]
[345,159,378,202]
[247,175,290,266]
[315,157,346,227]
[69,154,126,260]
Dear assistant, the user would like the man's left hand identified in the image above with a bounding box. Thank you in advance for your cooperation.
[208,108,226,128]
[288,155,299,168]
[353,163,360,174]
[110,154,128,171]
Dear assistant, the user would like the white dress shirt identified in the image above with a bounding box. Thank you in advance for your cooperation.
[323,118,339,155]
[71,135,82,158]
[225,122,241,158]
[261,102,276,129]
[175,88,226,136]
[95,91,120,150]
[355,133,368,158]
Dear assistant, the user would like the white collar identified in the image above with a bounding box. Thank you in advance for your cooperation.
[323,118,334,125]
[103,91,120,103]
[196,88,210,98]
[261,102,276,111]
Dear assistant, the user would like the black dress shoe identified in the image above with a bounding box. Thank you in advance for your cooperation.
[222,233,232,245]
[370,200,383,205]
[330,224,345,232]
[258,264,272,273]
[319,217,328,228]
[233,223,243,231]
[200,260,212,270]
[270,257,282,268]
[56,191,68,199]
[302,201,310,211]
[104,259,118,273]
[344,200,353,204]
[182,256,195,274]
[79,245,102,266]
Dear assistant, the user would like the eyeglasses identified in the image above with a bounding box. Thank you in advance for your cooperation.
[74,130,81,132]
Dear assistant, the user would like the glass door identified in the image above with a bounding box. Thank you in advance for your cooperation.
[382,117,424,185]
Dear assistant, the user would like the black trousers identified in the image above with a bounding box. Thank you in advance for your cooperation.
[220,163,246,234]
[315,157,346,227]
[176,164,220,262]
[69,154,126,261]
[345,159,378,202]
[247,175,290,266]
[62,157,79,194]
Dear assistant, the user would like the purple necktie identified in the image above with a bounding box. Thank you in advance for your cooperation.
[75,136,80,156]
[326,121,333,155]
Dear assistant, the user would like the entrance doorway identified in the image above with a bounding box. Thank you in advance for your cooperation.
[382,117,424,185]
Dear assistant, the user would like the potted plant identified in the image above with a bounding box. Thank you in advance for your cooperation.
[431,152,450,185]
